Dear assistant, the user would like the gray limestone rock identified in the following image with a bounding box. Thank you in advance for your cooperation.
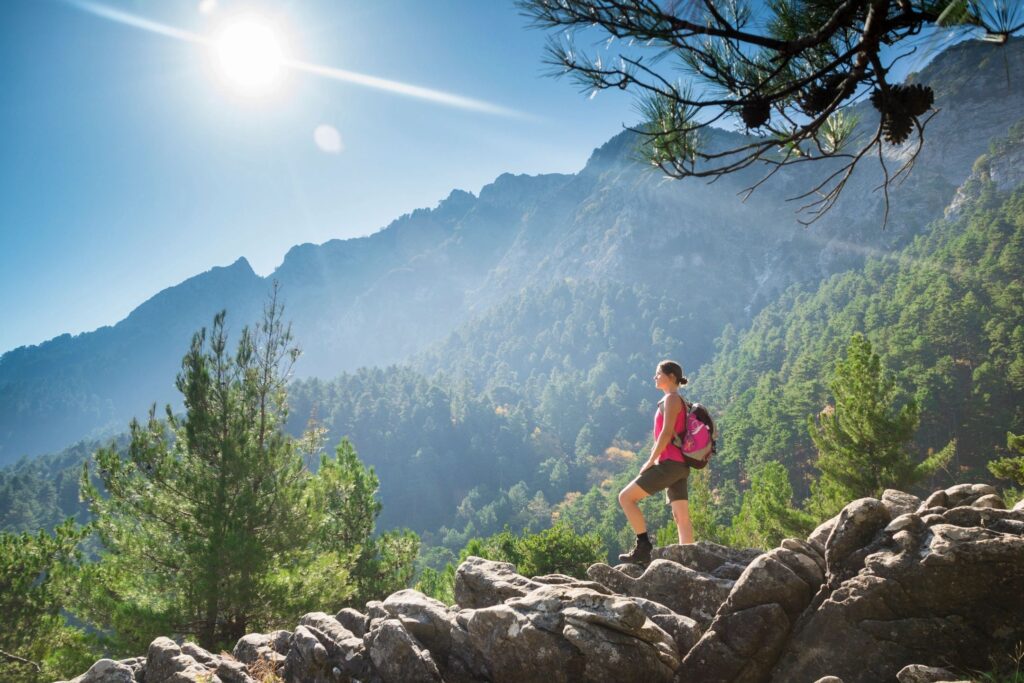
[882,489,922,517]
[769,546,825,592]
[628,595,702,656]
[365,600,389,620]
[455,584,678,683]
[145,637,220,683]
[381,589,458,667]
[67,658,136,683]
[282,622,368,683]
[459,602,584,683]
[723,551,814,620]
[897,664,965,683]
[669,540,823,682]
[971,493,1006,509]
[213,658,255,683]
[530,573,613,593]
[180,643,216,668]
[335,608,370,638]
[807,514,840,555]
[677,603,791,683]
[944,483,998,508]
[919,490,949,511]
[232,632,287,669]
[365,618,444,683]
[299,612,357,646]
[653,541,762,575]
[453,556,545,608]
[588,559,735,627]
[823,497,892,587]
[771,494,1024,683]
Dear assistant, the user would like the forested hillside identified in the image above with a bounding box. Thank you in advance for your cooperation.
[696,121,1024,504]
[1,37,1023,613]
[287,280,704,540]
[2,280,692,540]
[9,128,1023,561]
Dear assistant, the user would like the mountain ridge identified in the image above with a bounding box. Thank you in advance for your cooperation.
[1,37,1021,464]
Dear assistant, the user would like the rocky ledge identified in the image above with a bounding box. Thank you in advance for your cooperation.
[60,484,1024,683]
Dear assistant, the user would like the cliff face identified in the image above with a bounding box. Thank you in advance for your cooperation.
[62,485,1024,683]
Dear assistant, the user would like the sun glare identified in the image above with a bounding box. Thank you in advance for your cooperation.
[213,16,286,96]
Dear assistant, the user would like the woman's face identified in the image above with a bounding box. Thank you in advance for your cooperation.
[654,367,675,391]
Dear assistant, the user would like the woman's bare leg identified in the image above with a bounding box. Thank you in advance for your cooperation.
[671,499,694,544]
[618,482,650,534]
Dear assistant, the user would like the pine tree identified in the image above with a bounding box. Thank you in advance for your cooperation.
[729,462,814,550]
[807,334,952,518]
[79,290,417,651]
[988,432,1024,507]
[311,439,420,606]
[0,520,94,683]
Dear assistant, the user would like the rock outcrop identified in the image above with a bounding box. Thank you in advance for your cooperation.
[59,484,1024,683]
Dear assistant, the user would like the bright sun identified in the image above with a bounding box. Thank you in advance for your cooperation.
[213,16,286,96]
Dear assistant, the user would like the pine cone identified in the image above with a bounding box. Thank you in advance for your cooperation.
[801,74,849,116]
[741,99,770,129]
[902,83,934,117]
[870,85,928,145]
[883,111,914,145]
[800,86,832,116]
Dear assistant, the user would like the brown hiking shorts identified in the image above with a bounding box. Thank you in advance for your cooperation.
[634,459,690,503]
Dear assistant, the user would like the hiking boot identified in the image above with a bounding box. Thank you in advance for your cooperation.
[618,536,653,565]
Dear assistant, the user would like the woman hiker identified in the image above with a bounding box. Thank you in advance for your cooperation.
[617,359,694,564]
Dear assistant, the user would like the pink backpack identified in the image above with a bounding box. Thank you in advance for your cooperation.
[672,402,716,469]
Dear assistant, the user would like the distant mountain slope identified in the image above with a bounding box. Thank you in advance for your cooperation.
[1,38,1021,464]
[412,279,699,454]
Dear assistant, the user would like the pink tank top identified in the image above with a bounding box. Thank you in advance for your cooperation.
[654,397,686,463]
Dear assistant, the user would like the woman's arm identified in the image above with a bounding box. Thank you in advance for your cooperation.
[643,394,683,471]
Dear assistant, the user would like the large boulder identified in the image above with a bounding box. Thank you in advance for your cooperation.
[822,497,892,589]
[453,556,546,608]
[653,541,762,579]
[281,615,369,683]
[943,483,998,508]
[897,664,968,683]
[61,659,135,683]
[335,607,370,638]
[381,589,460,671]
[881,489,922,518]
[677,541,826,682]
[232,630,290,669]
[628,595,703,656]
[677,602,791,683]
[145,637,221,683]
[588,559,735,627]
[771,493,1024,682]
[452,583,680,683]
[365,618,444,683]
[722,550,816,619]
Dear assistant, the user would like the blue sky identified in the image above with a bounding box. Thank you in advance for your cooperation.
[1,0,963,354]
[1,0,644,353]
